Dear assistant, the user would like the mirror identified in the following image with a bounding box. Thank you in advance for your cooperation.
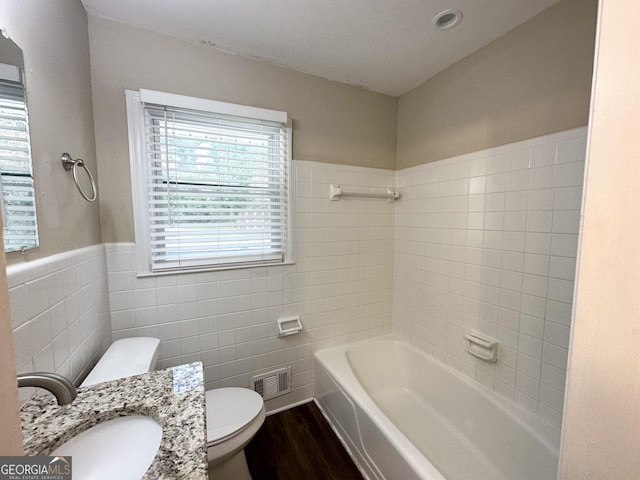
[0,30,38,252]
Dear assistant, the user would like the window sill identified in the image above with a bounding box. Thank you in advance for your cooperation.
[135,259,295,278]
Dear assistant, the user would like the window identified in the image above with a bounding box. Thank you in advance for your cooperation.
[0,64,38,252]
[126,89,292,274]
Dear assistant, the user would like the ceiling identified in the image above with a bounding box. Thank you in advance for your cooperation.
[81,0,563,97]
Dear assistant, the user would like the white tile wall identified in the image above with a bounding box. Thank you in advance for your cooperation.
[107,160,395,411]
[8,244,112,401]
[7,129,583,425]
[393,127,586,429]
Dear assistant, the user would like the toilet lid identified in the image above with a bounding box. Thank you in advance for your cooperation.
[205,388,264,443]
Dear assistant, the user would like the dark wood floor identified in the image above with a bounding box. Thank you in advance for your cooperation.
[245,401,364,480]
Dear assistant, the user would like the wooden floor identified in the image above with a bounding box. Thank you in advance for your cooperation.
[245,401,364,480]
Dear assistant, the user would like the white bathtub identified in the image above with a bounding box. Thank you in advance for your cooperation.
[314,336,560,480]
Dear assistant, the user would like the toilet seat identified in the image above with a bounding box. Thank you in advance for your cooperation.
[205,387,264,446]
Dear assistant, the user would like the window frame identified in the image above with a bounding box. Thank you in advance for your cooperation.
[126,89,293,276]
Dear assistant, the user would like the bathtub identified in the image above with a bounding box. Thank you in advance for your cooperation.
[314,336,560,480]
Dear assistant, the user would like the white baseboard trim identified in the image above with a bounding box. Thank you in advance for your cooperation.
[265,397,314,416]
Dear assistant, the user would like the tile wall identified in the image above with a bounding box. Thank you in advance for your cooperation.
[393,127,587,428]
[8,244,112,400]
[7,128,584,424]
[107,160,395,411]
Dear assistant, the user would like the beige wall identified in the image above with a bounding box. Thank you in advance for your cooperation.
[0,33,23,69]
[0,227,22,454]
[0,0,100,455]
[0,0,101,266]
[396,0,597,169]
[559,0,640,478]
[87,16,398,243]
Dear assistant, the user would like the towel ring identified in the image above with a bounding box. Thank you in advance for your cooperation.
[61,153,97,202]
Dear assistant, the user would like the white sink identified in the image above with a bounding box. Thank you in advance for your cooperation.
[50,415,163,480]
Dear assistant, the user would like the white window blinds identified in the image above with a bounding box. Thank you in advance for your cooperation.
[128,90,291,273]
[0,75,38,251]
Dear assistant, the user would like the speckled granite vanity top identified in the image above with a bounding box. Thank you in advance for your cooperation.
[20,362,207,479]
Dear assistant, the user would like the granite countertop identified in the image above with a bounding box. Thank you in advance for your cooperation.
[20,362,208,479]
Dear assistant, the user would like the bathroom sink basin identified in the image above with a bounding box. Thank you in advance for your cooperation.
[50,415,162,480]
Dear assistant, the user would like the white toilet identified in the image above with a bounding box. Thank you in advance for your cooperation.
[83,337,265,480]
[205,387,265,479]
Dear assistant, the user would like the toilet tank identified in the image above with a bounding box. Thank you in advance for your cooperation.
[81,337,161,387]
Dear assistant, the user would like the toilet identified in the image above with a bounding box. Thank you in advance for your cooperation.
[83,337,265,480]
[205,387,265,479]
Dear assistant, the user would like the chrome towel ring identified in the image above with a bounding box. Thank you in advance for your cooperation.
[61,153,97,202]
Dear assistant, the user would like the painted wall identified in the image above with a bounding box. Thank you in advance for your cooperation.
[394,127,586,429]
[559,0,640,477]
[396,0,597,169]
[0,228,22,454]
[0,0,101,265]
[0,0,106,453]
[87,16,398,244]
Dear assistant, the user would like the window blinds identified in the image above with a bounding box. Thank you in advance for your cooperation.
[142,102,289,271]
[0,78,38,251]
